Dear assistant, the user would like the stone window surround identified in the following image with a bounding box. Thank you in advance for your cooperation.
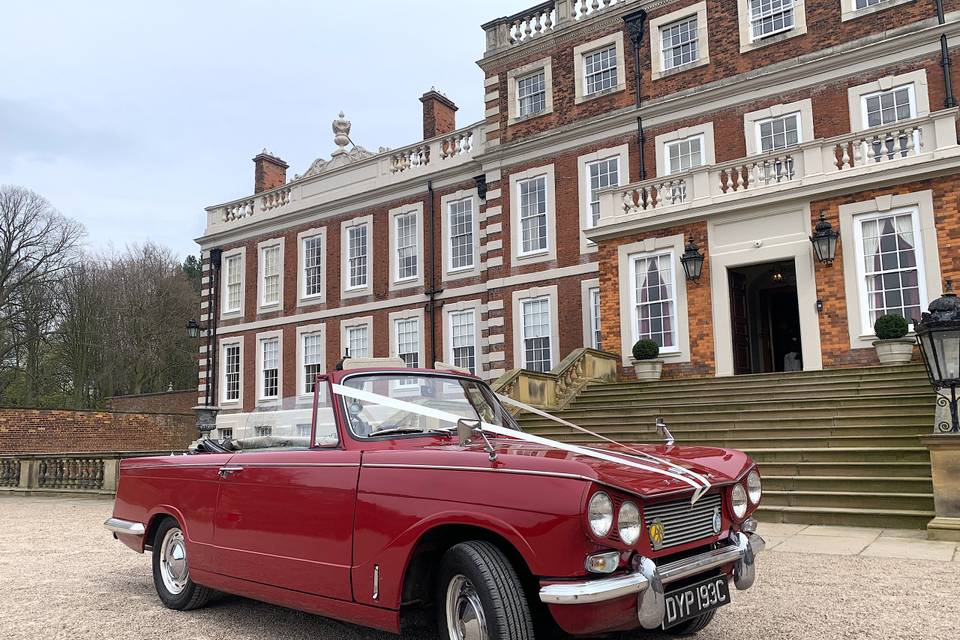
[506,56,554,125]
[219,336,244,407]
[743,98,814,156]
[847,69,929,132]
[577,144,630,254]
[736,0,808,53]
[580,278,601,350]
[839,190,942,349]
[388,307,425,366]
[655,122,716,177]
[388,202,424,292]
[340,315,373,359]
[296,323,325,399]
[441,299,483,373]
[573,31,627,105]
[341,214,374,300]
[617,234,692,367]
[297,227,327,307]
[220,246,246,320]
[509,164,557,267]
[257,237,284,313]
[440,188,482,281]
[512,285,560,372]
[255,329,283,404]
[840,0,915,22]
[649,1,711,81]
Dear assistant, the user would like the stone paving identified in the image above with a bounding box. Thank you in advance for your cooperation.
[2,496,959,640]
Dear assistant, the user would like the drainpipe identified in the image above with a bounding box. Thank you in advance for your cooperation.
[935,0,957,107]
[425,181,442,366]
[208,247,222,407]
[624,9,648,180]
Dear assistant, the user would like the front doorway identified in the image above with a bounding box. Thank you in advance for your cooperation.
[728,260,803,375]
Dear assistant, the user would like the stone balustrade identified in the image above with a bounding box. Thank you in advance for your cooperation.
[483,0,628,53]
[208,122,485,232]
[599,110,959,225]
[493,348,619,411]
[0,451,181,496]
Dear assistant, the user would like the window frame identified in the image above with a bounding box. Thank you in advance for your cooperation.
[220,338,243,406]
[256,331,282,403]
[511,286,559,373]
[860,84,917,130]
[509,164,556,267]
[664,134,705,175]
[448,308,478,375]
[341,215,374,298]
[655,123,716,177]
[388,308,425,376]
[650,2,710,80]
[851,206,927,336]
[220,248,245,318]
[257,238,284,311]
[848,70,929,133]
[743,99,814,156]
[841,0,914,22]
[573,32,626,104]
[517,69,547,118]
[297,323,326,399]
[341,316,373,360]
[297,227,326,306]
[506,56,554,124]
[628,249,680,355]
[442,299,483,376]
[755,112,802,153]
[736,0,807,53]
[441,189,481,280]
[389,204,423,290]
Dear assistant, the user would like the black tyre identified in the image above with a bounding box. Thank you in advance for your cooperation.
[437,540,535,640]
[665,610,716,636]
[151,517,212,611]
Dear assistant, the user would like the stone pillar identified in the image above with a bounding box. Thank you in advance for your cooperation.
[920,433,960,541]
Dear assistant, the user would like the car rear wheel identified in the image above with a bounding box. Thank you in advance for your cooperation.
[151,517,212,610]
[437,541,534,640]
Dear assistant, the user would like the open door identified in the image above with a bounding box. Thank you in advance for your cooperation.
[729,271,751,375]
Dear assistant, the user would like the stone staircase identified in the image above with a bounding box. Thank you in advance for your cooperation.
[514,364,937,528]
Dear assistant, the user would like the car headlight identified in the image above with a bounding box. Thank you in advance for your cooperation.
[618,501,641,545]
[588,492,614,537]
[731,483,748,520]
[746,470,762,504]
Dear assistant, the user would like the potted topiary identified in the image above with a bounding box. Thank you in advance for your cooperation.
[872,314,915,365]
[631,338,664,380]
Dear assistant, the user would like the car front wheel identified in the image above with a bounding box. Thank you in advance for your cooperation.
[151,517,212,610]
[437,541,535,640]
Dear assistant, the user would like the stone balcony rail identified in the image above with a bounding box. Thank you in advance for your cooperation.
[483,0,628,54]
[493,348,619,412]
[594,109,960,232]
[205,121,486,235]
[0,451,183,496]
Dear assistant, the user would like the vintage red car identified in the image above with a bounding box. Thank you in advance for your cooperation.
[105,366,765,639]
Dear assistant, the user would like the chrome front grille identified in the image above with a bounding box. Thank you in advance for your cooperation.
[644,493,723,550]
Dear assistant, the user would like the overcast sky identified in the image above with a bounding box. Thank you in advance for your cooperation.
[1,0,522,259]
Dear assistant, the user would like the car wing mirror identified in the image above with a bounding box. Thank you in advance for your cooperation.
[457,418,497,462]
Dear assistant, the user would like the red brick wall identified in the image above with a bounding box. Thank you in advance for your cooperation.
[0,409,196,454]
[106,390,196,415]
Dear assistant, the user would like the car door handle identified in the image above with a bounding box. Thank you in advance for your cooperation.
[218,466,244,478]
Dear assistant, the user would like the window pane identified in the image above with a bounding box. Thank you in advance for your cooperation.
[749,0,795,40]
[519,176,548,253]
[261,338,279,398]
[303,332,323,393]
[522,298,552,372]
[224,344,241,401]
[225,255,242,312]
[860,212,923,326]
[634,253,676,349]
[396,318,420,370]
[395,212,418,281]
[517,70,546,117]
[449,198,474,270]
[587,157,619,228]
[864,86,914,128]
[346,325,369,358]
[584,45,618,95]
[303,234,323,297]
[450,310,477,374]
[661,16,699,70]
[348,225,368,288]
[261,245,281,305]
[666,137,703,174]
[590,287,601,349]
[758,113,800,152]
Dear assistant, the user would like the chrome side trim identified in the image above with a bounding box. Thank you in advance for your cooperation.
[539,532,766,606]
[362,463,591,483]
[104,517,146,536]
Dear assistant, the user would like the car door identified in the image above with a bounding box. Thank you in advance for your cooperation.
[212,447,361,601]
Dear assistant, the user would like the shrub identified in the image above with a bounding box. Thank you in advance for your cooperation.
[874,314,909,340]
[632,338,660,361]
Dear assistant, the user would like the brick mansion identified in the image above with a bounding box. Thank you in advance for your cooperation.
[194,0,960,427]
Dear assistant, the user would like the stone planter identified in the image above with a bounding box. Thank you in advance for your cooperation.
[631,359,663,381]
[872,338,915,364]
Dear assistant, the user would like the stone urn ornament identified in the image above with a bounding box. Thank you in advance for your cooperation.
[631,338,663,381]
[872,314,915,365]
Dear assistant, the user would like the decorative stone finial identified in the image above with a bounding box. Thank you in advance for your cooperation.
[332,112,351,155]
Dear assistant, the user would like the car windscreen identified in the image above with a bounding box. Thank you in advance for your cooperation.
[338,373,521,439]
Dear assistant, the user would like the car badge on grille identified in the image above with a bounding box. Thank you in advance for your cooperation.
[711,507,722,534]
[648,519,665,550]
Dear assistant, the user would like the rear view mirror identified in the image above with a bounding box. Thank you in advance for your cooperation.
[457,419,481,446]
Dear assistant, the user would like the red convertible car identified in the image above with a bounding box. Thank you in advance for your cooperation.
[105,366,765,639]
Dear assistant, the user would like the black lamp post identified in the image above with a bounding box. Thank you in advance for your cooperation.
[915,282,960,433]
[810,211,839,266]
[680,238,705,282]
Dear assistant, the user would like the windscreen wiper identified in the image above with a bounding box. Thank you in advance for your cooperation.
[371,427,452,438]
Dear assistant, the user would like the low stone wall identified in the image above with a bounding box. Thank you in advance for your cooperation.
[0,451,179,496]
[106,389,196,415]
[0,408,196,455]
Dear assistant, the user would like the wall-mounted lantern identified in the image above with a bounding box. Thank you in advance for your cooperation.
[680,238,705,282]
[810,211,839,266]
[915,282,960,433]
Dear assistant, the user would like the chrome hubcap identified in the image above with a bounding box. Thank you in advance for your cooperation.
[159,528,189,595]
[445,575,488,640]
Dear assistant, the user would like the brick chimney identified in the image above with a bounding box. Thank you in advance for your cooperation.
[252,149,289,194]
[420,89,458,139]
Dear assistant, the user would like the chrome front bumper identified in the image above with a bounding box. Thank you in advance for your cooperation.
[540,532,764,628]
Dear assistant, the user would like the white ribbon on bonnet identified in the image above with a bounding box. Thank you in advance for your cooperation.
[331,383,712,504]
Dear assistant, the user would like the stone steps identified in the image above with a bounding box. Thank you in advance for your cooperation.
[515,363,936,528]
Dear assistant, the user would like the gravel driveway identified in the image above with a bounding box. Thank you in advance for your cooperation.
[1,496,957,640]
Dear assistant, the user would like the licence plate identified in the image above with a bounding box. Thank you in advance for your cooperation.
[662,575,730,630]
